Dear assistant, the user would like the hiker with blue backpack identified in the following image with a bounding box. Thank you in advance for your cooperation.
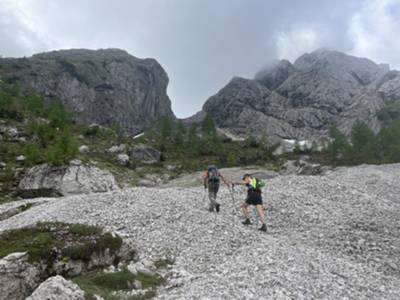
[234,174,267,232]
[203,165,230,212]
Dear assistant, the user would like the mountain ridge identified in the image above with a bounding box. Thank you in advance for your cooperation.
[0,48,175,135]
[200,49,400,142]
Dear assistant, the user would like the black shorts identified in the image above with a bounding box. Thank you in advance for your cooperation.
[245,193,263,206]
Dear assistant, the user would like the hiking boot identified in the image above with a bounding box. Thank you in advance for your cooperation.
[242,218,251,225]
[216,204,220,213]
[258,224,267,232]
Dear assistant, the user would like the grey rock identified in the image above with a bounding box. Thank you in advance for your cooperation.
[378,74,400,101]
[280,160,324,176]
[129,144,161,164]
[165,165,177,171]
[133,280,143,290]
[103,265,118,273]
[70,159,83,166]
[108,144,127,154]
[18,162,118,198]
[0,126,19,139]
[78,145,89,153]
[117,154,130,166]
[137,179,157,187]
[0,49,174,135]
[26,275,85,300]
[127,262,138,275]
[52,260,83,277]
[87,248,115,270]
[202,49,395,142]
[141,258,156,270]
[16,155,26,162]
[0,252,41,300]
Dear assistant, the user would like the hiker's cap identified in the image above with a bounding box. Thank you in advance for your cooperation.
[242,173,251,180]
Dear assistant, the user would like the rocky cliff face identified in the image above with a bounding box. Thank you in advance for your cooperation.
[203,49,400,142]
[0,49,174,134]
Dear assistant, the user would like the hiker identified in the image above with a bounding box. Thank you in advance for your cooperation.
[234,174,267,232]
[203,165,229,212]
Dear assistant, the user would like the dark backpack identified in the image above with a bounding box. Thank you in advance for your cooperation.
[254,177,266,189]
[207,166,220,182]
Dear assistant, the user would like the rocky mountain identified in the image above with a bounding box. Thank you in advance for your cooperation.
[0,49,174,134]
[202,49,400,142]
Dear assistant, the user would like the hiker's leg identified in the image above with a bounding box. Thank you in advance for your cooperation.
[241,202,250,219]
[214,182,220,204]
[255,204,266,224]
[208,182,217,210]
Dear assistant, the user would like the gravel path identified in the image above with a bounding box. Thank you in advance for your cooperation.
[1,164,400,299]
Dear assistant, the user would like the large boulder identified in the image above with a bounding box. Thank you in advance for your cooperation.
[26,276,85,300]
[280,160,326,176]
[18,160,119,198]
[0,252,42,300]
[129,144,161,164]
[0,48,175,135]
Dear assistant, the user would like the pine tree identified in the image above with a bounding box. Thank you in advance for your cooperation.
[187,123,200,156]
[173,120,186,147]
[201,113,217,137]
[327,127,350,163]
[349,121,377,164]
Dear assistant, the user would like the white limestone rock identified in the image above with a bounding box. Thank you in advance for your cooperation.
[18,161,119,198]
[0,252,41,300]
[26,276,85,300]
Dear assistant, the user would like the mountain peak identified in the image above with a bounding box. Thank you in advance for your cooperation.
[294,49,389,86]
[255,59,295,90]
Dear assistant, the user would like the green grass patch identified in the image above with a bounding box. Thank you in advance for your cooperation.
[73,269,164,300]
[0,222,122,264]
[0,227,55,263]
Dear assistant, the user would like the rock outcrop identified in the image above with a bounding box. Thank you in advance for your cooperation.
[17,160,118,198]
[0,252,41,300]
[0,49,174,134]
[26,276,85,300]
[129,144,161,164]
[202,49,400,142]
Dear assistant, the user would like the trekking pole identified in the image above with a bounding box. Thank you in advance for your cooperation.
[202,186,207,209]
[230,184,236,214]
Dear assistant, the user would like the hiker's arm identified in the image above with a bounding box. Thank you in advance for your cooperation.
[231,181,246,189]
[203,177,207,189]
[219,174,230,188]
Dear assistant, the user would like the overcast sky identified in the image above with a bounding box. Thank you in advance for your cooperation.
[1,0,400,117]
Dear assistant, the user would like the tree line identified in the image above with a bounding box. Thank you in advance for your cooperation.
[0,82,78,166]
[145,114,278,169]
[327,120,400,165]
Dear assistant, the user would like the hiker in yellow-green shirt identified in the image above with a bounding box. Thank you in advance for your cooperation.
[234,174,267,232]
